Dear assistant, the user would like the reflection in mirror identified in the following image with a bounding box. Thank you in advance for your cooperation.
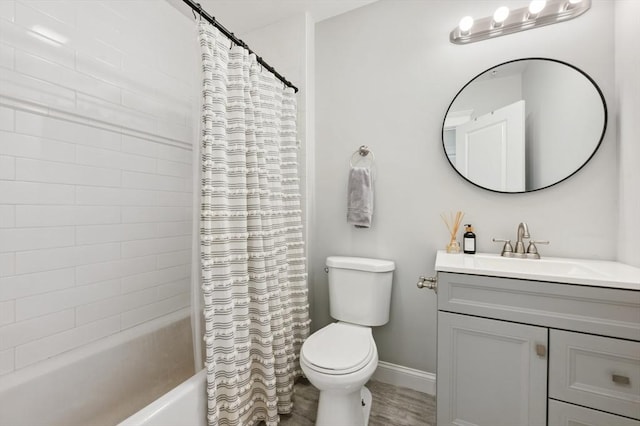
[442,58,607,193]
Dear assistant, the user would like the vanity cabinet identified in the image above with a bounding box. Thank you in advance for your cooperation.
[436,272,640,426]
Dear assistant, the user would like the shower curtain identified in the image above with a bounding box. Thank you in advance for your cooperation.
[197,22,310,426]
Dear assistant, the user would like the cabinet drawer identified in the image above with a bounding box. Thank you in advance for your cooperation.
[549,399,640,426]
[549,330,640,420]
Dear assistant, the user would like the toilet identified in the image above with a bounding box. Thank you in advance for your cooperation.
[300,256,395,426]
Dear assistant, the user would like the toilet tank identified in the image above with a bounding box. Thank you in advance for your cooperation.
[326,256,395,326]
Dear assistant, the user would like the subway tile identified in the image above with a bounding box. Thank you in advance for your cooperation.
[122,206,188,224]
[15,111,120,150]
[156,221,191,238]
[75,186,156,207]
[122,171,186,192]
[0,268,75,301]
[120,292,189,330]
[157,249,191,269]
[75,223,157,245]
[16,158,121,187]
[156,278,190,300]
[14,2,74,48]
[75,255,156,286]
[76,288,155,326]
[0,43,14,69]
[155,190,192,207]
[156,121,193,145]
[156,158,191,178]
[0,67,76,111]
[0,309,74,350]
[15,315,120,369]
[15,50,121,104]
[0,107,13,131]
[15,243,120,275]
[15,205,120,227]
[156,143,192,164]
[121,235,190,259]
[121,90,188,126]
[0,348,13,376]
[0,155,15,179]
[0,1,14,22]
[0,300,14,326]
[121,264,188,294]
[0,19,75,69]
[75,145,156,174]
[20,1,76,27]
[15,278,120,321]
[0,253,14,277]
[0,181,75,204]
[0,227,75,252]
[121,135,158,158]
[76,93,156,136]
[0,131,75,162]
[0,205,15,228]
[76,1,126,52]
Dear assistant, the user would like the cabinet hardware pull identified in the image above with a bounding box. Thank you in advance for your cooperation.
[612,374,631,386]
[535,344,546,358]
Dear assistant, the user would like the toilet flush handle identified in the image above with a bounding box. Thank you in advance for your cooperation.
[417,276,437,293]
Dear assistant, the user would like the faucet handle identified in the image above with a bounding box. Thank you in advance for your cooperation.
[526,240,549,258]
[492,238,514,256]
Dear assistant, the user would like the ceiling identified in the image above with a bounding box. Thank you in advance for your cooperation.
[168,0,379,34]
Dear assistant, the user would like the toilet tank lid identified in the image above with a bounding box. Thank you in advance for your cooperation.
[326,256,395,272]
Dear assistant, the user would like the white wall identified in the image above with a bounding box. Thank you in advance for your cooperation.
[0,0,198,376]
[616,1,640,268]
[315,0,617,373]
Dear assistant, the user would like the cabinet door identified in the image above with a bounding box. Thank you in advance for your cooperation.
[437,312,548,426]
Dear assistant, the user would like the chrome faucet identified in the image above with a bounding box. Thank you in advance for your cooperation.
[515,222,530,256]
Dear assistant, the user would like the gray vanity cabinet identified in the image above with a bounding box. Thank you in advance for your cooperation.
[436,272,640,426]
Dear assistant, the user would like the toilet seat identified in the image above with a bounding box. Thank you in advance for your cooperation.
[301,323,375,375]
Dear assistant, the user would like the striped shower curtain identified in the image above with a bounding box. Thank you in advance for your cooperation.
[198,22,310,426]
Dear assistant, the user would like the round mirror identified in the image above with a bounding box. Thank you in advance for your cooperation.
[442,58,607,193]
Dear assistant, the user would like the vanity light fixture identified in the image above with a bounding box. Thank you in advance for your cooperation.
[450,0,591,44]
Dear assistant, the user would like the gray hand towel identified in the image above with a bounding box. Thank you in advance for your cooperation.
[347,166,373,228]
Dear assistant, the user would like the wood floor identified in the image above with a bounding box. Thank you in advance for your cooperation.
[278,378,436,426]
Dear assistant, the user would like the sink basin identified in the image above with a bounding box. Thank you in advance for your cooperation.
[435,251,640,289]
[470,254,602,278]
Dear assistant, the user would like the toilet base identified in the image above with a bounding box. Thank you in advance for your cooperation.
[361,386,372,424]
[316,386,372,426]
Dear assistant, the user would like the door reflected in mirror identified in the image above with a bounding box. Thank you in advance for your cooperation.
[442,58,607,193]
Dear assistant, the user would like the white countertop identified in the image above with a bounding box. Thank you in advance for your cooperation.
[435,251,640,290]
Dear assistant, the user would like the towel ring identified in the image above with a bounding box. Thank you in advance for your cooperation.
[350,145,375,168]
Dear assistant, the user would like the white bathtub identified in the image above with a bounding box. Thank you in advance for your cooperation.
[118,369,207,426]
[0,311,194,426]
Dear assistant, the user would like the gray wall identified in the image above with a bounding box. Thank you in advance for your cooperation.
[314,0,617,374]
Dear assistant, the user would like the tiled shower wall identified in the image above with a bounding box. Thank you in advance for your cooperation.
[0,0,199,376]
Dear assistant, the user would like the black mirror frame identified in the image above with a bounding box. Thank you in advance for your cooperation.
[441,57,608,194]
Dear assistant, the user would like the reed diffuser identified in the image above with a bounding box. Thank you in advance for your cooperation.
[441,211,464,253]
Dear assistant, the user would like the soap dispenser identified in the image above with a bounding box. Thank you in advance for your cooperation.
[463,224,476,254]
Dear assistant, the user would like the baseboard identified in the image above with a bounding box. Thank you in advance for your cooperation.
[372,361,436,396]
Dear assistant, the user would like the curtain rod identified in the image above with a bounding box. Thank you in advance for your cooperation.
[182,0,298,93]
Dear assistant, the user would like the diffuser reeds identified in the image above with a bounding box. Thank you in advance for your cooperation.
[441,211,464,253]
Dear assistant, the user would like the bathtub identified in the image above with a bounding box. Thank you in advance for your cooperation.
[118,369,207,426]
[0,311,195,426]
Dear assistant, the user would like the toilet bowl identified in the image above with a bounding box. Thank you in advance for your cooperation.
[300,322,379,426]
[301,256,394,426]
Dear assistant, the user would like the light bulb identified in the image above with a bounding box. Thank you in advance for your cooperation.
[459,16,474,33]
[528,0,546,15]
[493,6,510,25]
